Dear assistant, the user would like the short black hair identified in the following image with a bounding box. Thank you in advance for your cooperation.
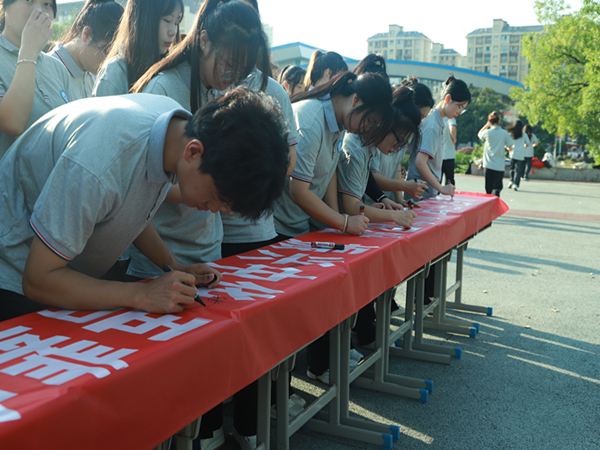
[185,87,290,221]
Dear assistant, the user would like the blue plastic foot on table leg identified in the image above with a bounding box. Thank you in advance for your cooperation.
[453,347,462,359]
[487,307,493,316]
[469,327,477,338]
[302,424,311,433]
[425,379,433,393]
[473,322,480,332]
[418,389,428,403]
[381,433,393,450]
[389,425,400,442]
[394,338,402,347]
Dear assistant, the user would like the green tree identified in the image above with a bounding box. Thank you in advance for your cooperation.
[510,0,600,143]
[455,86,508,145]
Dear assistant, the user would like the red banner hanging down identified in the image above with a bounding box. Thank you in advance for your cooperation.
[0,193,507,450]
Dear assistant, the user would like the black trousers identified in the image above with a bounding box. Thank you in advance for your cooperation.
[441,159,455,187]
[484,168,504,197]
[510,159,525,188]
[524,157,533,179]
[0,289,48,322]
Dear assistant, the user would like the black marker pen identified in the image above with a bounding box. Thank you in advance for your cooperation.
[162,264,206,306]
[311,241,345,250]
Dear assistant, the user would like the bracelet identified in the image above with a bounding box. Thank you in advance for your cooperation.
[342,214,349,234]
[17,59,37,66]
[376,194,388,202]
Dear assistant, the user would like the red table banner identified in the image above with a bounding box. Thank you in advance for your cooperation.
[0,193,507,449]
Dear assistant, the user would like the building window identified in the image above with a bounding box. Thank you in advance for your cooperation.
[383,41,388,48]
[494,35,499,41]
[475,56,483,64]
[369,42,373,48]
[484,55,491,63]
[433,56,437,60]
[501,35,509,42]
[501,65,507,71]
[510,35,520,43]
[476,37,483,44]
[375,42,380,48]
[493,46,498,51]
[493,55,498,60]
[493,65,497,70]
[521,65,526,71]
[405,40,412,47]
[468,48,472,53]
[396,50,402,59]
[468,57,473,62]
[415,49,420,54]
[390,41,394,46]
[397,40,402,45]
[501,55,508,63]
[469,38,474,43]
[485,36,492,44]
[501,46,508,53]
[383,50,387,58]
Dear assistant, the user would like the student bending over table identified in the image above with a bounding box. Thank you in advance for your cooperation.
[0,88,290,322]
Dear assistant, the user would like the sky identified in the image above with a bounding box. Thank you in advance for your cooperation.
[56,0,583,60]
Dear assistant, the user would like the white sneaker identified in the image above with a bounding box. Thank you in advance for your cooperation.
[391,305,406,317]
[232,428,257,450]
[350,348,364,362]
[508,182,514,188]
[270,396,306,420]
[200,427,225,450]
[290,393,307,408]
[307,368,329,384]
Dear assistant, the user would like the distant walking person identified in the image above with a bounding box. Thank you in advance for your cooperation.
[523,124,539,181]
[506,119,530,191]
[441,116,457,186]
[478,111,512,197]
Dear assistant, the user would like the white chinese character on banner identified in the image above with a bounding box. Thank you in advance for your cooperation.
[0,332,70,365]
[37,340,136,370]
[197,281,284,302]
[2,354,110,385]
[209,263,317,282]
[238,248,346,268]
[84,311,211,341]
[37,309,117,323]
[0,390,21,423]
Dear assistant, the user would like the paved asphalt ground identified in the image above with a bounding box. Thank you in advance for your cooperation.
[217,174,600,450]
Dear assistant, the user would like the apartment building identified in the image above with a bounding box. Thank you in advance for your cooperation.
[465,19,544,83]
[431,43,463,68]
[367,25,432,63]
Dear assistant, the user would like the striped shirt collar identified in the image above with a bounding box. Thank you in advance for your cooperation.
[50,43,85,79]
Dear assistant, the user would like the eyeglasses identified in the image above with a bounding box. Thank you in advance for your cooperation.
[216,51,243,82]
[392,133,414,152]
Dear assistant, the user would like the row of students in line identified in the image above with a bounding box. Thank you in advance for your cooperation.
[1,1,473,448]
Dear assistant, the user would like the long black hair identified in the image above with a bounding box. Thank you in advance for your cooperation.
[293,71,394,147]
[103,0,183,89]
[133,0,269,113]
[61,0,123,46]
[391,84,423,149]
[401,76,434,110]
[507,119,524,139]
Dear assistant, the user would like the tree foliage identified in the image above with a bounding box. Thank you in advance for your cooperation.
[510,0,600,143]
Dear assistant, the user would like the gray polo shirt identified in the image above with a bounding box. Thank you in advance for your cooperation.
[218,70,299,244]
[510,133,530,161]
[92,56,129,96]
[0,94,185,295]
[0,36,72,158]
[48,43,94,100]
[369,147,406,200]
[406,108,444,199]
[126,61,222,279]
[524,133,538,158]
[442,117,457,160]
[338,132,377,213]
[479,126,512,171]
[274,95,344,237]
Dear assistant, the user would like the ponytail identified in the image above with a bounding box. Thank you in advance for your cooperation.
[391,85,422,149]
[401,76,434,110]
[440,74,471,104]
[507,119,524,140]
[353,53,388,79]
[304,50,348,90]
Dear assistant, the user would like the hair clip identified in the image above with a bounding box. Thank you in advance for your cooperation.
[374,60,381,66]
